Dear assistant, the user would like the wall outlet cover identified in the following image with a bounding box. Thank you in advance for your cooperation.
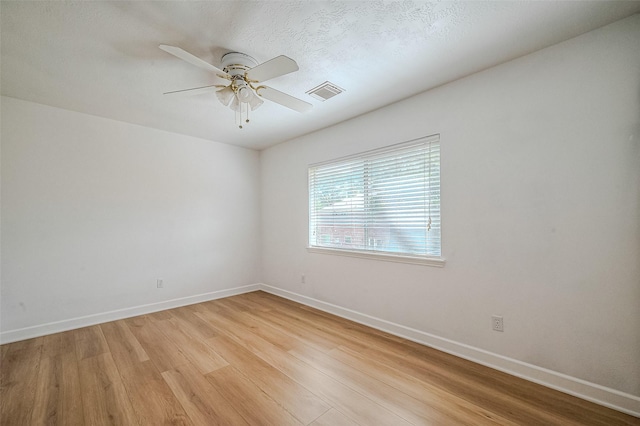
[492,315,504,332]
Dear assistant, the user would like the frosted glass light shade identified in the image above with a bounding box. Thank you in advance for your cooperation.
[248,93,264,111]
[230,96,240,112]
[236,86,252,103]
[216,86,234,106]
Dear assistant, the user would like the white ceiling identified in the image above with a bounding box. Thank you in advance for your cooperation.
[2,1,639,150]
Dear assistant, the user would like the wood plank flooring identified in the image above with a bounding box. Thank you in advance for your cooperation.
[1,291,637,425]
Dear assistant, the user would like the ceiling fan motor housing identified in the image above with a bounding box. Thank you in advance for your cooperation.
[221,52,258,77]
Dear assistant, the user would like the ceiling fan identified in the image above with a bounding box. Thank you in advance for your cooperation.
[159,45,312,128]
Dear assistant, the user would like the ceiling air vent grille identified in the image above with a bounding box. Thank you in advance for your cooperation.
[306,81,344,101]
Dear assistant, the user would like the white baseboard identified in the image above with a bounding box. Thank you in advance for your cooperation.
[2,282,638,417]
[259,283,640,418]
[0,283,260,344]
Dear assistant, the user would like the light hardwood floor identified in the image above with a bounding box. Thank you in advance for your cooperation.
[1,291,637,425]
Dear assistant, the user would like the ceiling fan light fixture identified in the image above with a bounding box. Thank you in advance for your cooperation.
[236,85,253,103]
[216,86,234,106]
[230,96,240,112]
[248,92,264,111]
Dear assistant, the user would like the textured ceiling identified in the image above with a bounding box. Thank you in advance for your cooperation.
[2,1,639,150]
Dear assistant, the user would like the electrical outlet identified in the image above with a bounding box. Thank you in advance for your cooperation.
[157,279,163,289]
[492,315,504,332]
[301,274,305,284]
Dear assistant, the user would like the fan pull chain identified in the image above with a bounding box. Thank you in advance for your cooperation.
[237,102,251,129]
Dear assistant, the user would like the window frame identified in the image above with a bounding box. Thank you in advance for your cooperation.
[307,135,444,267]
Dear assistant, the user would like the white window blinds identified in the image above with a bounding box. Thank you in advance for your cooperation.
[309,135,441,258]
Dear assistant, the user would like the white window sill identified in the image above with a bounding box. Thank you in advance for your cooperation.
[306,246,446,267]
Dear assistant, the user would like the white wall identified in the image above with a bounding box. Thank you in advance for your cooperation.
[261,15,640,398]
[1,97,261,336]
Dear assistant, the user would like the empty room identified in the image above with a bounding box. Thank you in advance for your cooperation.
[1,1,639,424]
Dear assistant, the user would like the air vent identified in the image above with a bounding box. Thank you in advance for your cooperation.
[306,81,344,101]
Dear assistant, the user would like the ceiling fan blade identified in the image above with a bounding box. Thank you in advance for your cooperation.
[159,45,229,78]
[246,55,299,83]
[257,86,312,113]
[163,84,223,96]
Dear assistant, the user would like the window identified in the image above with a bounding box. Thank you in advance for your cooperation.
[308,135,442,265]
